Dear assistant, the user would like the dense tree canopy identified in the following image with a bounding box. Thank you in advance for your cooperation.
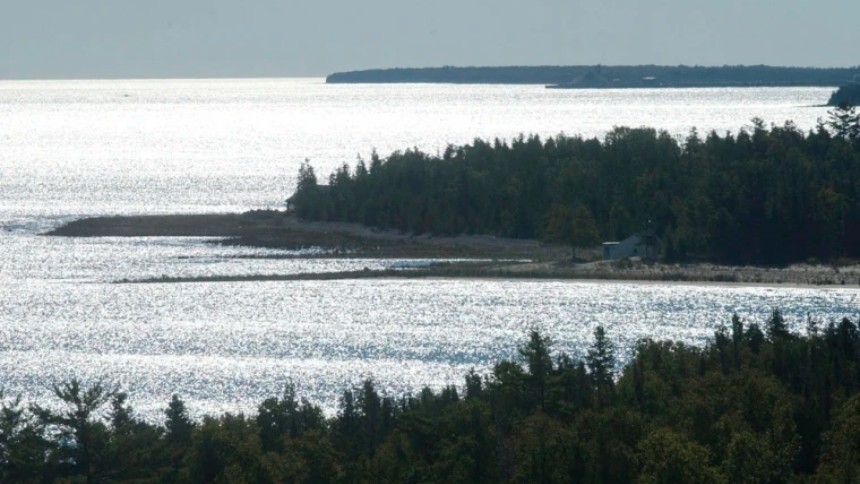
[1,312,859,482]
[828,83,860,107]
[291,118,860,265]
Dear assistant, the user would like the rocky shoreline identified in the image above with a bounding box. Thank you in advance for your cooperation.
[46,211,860,287]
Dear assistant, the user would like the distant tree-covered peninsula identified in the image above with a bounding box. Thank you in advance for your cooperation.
[327,65,860,88]
[828,83,860,106]
[289,115,860,266]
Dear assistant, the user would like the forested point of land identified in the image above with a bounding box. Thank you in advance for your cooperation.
[829,83,860,106]
[326,64,860,87]
[290,112,860,266]
[1,312,858,482]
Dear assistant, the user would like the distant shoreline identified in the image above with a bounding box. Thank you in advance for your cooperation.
[326,64,858,88]
[47,212,860,287]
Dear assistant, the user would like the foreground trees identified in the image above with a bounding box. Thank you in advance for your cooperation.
[1,313,859,482]
[291,120,860,265]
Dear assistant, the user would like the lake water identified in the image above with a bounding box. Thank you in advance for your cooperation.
[1,79,856,418]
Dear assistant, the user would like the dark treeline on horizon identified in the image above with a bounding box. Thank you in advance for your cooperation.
[290,112,860,266]
[326,65,860,87]
[1,312,858,482]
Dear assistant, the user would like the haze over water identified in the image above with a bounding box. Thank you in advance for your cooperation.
[1,79,856,418]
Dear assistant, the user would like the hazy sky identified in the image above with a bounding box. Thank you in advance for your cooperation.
[2,0,858,79]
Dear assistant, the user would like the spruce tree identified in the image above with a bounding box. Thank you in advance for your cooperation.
[586,326,615,406]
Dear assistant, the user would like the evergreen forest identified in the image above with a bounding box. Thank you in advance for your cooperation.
[829,84,860,107]
[290,111,860,266]
[1,312,859,482]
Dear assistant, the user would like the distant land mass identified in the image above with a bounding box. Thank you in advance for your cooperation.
[326,65,860,88]
[828,83,860,106]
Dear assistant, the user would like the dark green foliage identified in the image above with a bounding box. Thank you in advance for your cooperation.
[0,392,48,481]
[767,309,791,341]
[108,392,166,482]
[31,379,117,482]
[291,122,860,265]
[828,83,860,107]
[3,312,860,481]
[183,414,265,483]
[520,330,553,409]
[164,394,194,445]
[816,393,860,481]
[257,383,325,453]
[289,162,324,220]
[747,322,766,354]
[638,428,720,483]
[587,326,615,407]
[826,103,860,141]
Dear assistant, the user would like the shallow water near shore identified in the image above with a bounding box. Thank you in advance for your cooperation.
[0,79,854,418]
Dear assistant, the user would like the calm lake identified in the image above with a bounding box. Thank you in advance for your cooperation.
[1,79,856,418]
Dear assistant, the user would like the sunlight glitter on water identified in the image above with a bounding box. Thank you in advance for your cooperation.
[0,235,452,282]
[0,79,851,419]
[1,276,858,418]
[0,79,833,221]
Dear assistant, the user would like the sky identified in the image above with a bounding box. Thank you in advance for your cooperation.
[2,0,858,79]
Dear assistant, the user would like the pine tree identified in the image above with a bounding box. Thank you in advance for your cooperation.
[586,326,615,406]
[519,330,554,409]
[826,103,860,141]
[31,379,116,482]
[164,394,193,445]
[767,309,791,341]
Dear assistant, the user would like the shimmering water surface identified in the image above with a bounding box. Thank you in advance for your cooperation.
[1,79,856,418]
[0,79,833,220]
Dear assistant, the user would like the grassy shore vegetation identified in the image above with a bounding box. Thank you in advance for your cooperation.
[1,312,858,482]
[291,117,860,266]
